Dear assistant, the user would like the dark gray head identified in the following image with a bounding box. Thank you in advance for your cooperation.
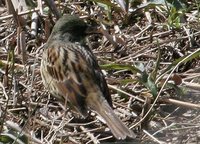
[50,15,88,42]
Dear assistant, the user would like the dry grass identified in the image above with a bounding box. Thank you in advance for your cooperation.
[0,0,200,143]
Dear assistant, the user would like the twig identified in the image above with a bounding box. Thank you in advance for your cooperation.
[108,84,144,102]
[0,8,39,21]
[130,48,200,129]
[43,0,61,19]
[143,129,165,144]
[80,126,100,144]
[182,81,200,90]
[0,81,8,100]
[5,121,43,144]
[160,98,200,109]
[116,31,200,62]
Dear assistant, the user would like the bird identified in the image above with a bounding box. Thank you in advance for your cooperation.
[40,14,136,140]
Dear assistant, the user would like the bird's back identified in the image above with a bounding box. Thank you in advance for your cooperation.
[41,40,112,115]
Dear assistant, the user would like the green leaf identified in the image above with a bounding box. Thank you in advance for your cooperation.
[147,76,158,97]
[161,49,200,75]
[135,63,145,72]
[166,82,184,96]
[0,135,13,143]
[100,63,142,73]
[139,70,148,83]
[89,0,122,12]
[137,68,158,98]
[25,0,37,8]
[0,129,29,144]
[151,48,161,81]
[120,78,137,85]
[166,0,187,10]
[138,72,158,97]
[43,7,50,15]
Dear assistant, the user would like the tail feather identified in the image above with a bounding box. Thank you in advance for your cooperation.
[97,100,136,139]
[87,93,136,139]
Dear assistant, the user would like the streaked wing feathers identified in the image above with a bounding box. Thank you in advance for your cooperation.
[43,41,112,114]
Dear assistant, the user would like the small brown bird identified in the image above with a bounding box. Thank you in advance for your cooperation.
[40,14,135,140]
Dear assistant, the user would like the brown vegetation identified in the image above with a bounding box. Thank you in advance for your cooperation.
[0,0,200,143]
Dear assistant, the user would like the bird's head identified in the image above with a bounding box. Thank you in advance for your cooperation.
[50,15,92,43]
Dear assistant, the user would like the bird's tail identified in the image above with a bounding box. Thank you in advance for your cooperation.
[87,94,136,140]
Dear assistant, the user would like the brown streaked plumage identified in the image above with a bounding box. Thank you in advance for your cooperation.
[40,14,136,139]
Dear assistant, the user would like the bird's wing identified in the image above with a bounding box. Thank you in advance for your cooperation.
[42,41,112,114]
[76,44,113,107]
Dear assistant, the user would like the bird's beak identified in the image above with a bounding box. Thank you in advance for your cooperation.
[85,25,101,35]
